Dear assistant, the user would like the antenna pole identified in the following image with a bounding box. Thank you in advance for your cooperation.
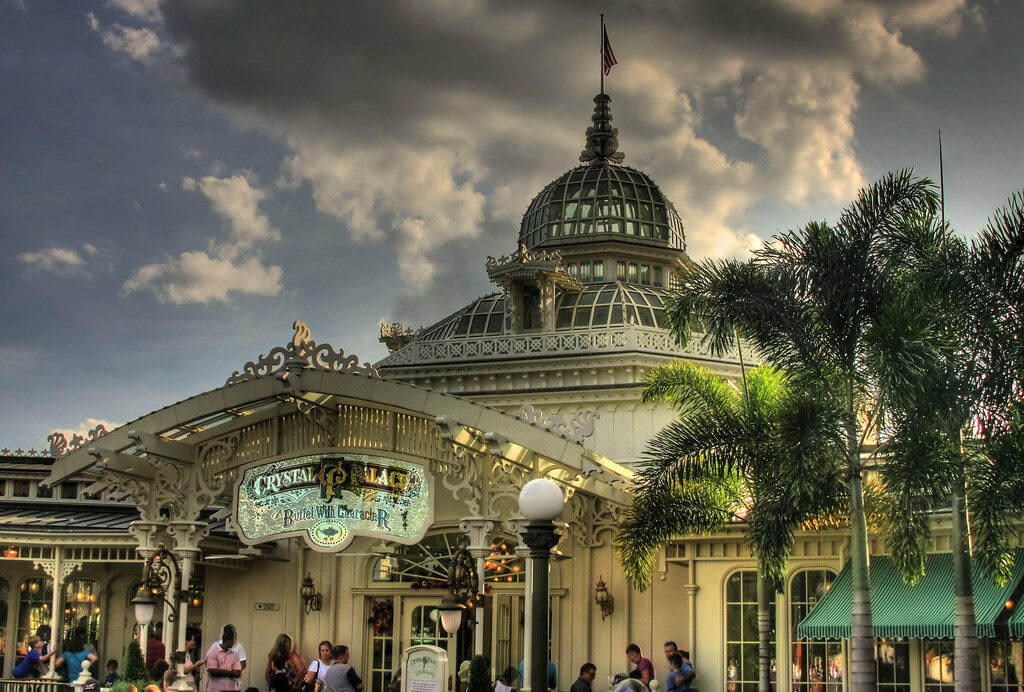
[938,130,946,232]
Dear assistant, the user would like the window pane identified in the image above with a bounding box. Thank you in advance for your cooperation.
[791,570,839,692]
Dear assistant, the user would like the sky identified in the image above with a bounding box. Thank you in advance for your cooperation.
[2,0,1023,451]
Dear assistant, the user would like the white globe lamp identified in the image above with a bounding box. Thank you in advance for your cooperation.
[518,478,564,520]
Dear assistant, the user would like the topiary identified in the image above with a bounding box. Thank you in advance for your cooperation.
[122,639,149,686]
[467,655,491,692]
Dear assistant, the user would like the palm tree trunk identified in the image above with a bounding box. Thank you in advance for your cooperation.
[757,572,773,692]
[846,382,876,692]
[952,476,982,692]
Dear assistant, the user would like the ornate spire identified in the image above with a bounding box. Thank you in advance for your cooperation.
[579,93,625,164]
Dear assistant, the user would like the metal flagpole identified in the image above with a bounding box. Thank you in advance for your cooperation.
[600,14,605,95]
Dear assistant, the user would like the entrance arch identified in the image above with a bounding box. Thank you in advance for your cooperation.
[42,325,632,691]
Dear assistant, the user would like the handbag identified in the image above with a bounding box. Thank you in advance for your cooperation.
[300,661,320,692]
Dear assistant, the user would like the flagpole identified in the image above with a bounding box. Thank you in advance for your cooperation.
[600,14,605,94]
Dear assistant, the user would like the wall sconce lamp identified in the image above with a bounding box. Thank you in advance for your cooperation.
[301,573,323,615]
[132,548,180,625]
[594,576,614,620]
[188,583,204,609]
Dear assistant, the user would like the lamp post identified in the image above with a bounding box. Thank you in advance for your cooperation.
[437,548,480,636]
[518,479,564,692]
[132,548,192,692]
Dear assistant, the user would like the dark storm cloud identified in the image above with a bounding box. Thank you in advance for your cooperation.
[152,0,973,324]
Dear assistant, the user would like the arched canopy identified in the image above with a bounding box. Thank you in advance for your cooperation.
[43,328,632,553]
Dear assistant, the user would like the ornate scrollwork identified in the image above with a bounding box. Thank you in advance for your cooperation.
[516,404,599,444]
[486,244,564,270]
[567,492,624,549]
[1,447,52,458]
[46,425,109,458]
[440,455,482,516]
[227,320,380,385]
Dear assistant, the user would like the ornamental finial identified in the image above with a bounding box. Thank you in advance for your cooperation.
[579,93,625,164]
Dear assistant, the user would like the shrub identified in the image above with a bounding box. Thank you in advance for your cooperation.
[467,655,491,692]
[121,640,149,686]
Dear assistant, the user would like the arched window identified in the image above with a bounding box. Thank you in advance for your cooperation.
[371,531,524,585]
[16,576,53,666]
[0,577,9,673]
[724,569,774,692]
[790,569,840,692]
[63,579,101,647]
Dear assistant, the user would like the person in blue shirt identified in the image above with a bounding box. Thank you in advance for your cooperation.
[105,659,122,686]
[14,636,53,679]
[664,653,695,692]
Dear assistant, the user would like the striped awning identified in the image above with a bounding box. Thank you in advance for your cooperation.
[1006,588,1024,637]
[797,550,1024,640]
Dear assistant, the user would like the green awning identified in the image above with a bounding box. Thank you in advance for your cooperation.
[797,550,1024,640]
[1006,589,1024,637]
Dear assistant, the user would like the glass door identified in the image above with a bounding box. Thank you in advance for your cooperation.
[400,597,469,692]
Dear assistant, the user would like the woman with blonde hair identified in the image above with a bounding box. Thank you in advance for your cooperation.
[266,633,307,692]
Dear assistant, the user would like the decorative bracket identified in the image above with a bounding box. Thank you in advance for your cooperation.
[34,558,83,585]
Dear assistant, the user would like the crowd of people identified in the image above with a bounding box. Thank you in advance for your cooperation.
[569,640,697,692]
[11,622,692,692]
[11,625,100,683]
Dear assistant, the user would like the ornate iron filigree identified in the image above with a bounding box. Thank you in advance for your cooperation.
[47,425,109,458]
[516,404,599,444]
[0,447,52,458]
[227,320,380,385]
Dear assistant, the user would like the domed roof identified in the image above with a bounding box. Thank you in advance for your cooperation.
[415,282,673,341]
[518,92,685,253]
[518,160,686,253]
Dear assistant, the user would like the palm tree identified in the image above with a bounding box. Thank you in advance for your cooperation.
[869,192,1024,692]
[618,361,844,692]
[663,170,940,692]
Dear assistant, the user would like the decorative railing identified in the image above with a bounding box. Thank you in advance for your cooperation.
[376,326,754,367]
[0,680,71,692]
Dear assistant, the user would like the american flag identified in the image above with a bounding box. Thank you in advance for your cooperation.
[603,26,617,76]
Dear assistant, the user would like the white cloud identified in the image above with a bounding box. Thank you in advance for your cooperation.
[51,418,122,446]
[735,65,866,205]
[186,174,280,256]
[105,0,160,23]
[88,14,162,64]
[123,173,283,304]
[122,252,283,304]
[281,143,485,288]
[17,246,97,275]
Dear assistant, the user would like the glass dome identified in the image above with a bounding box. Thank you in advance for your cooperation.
[415,283,672,341]
[518,160,686,253]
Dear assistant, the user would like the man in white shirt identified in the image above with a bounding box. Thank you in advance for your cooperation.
[207,625,247,670]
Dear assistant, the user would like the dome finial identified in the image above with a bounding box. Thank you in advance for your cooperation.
[579,93,625,164]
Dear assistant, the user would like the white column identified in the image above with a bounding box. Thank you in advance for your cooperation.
[460,517,496,655]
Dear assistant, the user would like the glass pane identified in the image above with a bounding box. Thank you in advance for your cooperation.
[727,573,741,603]
[742,572,757,602]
